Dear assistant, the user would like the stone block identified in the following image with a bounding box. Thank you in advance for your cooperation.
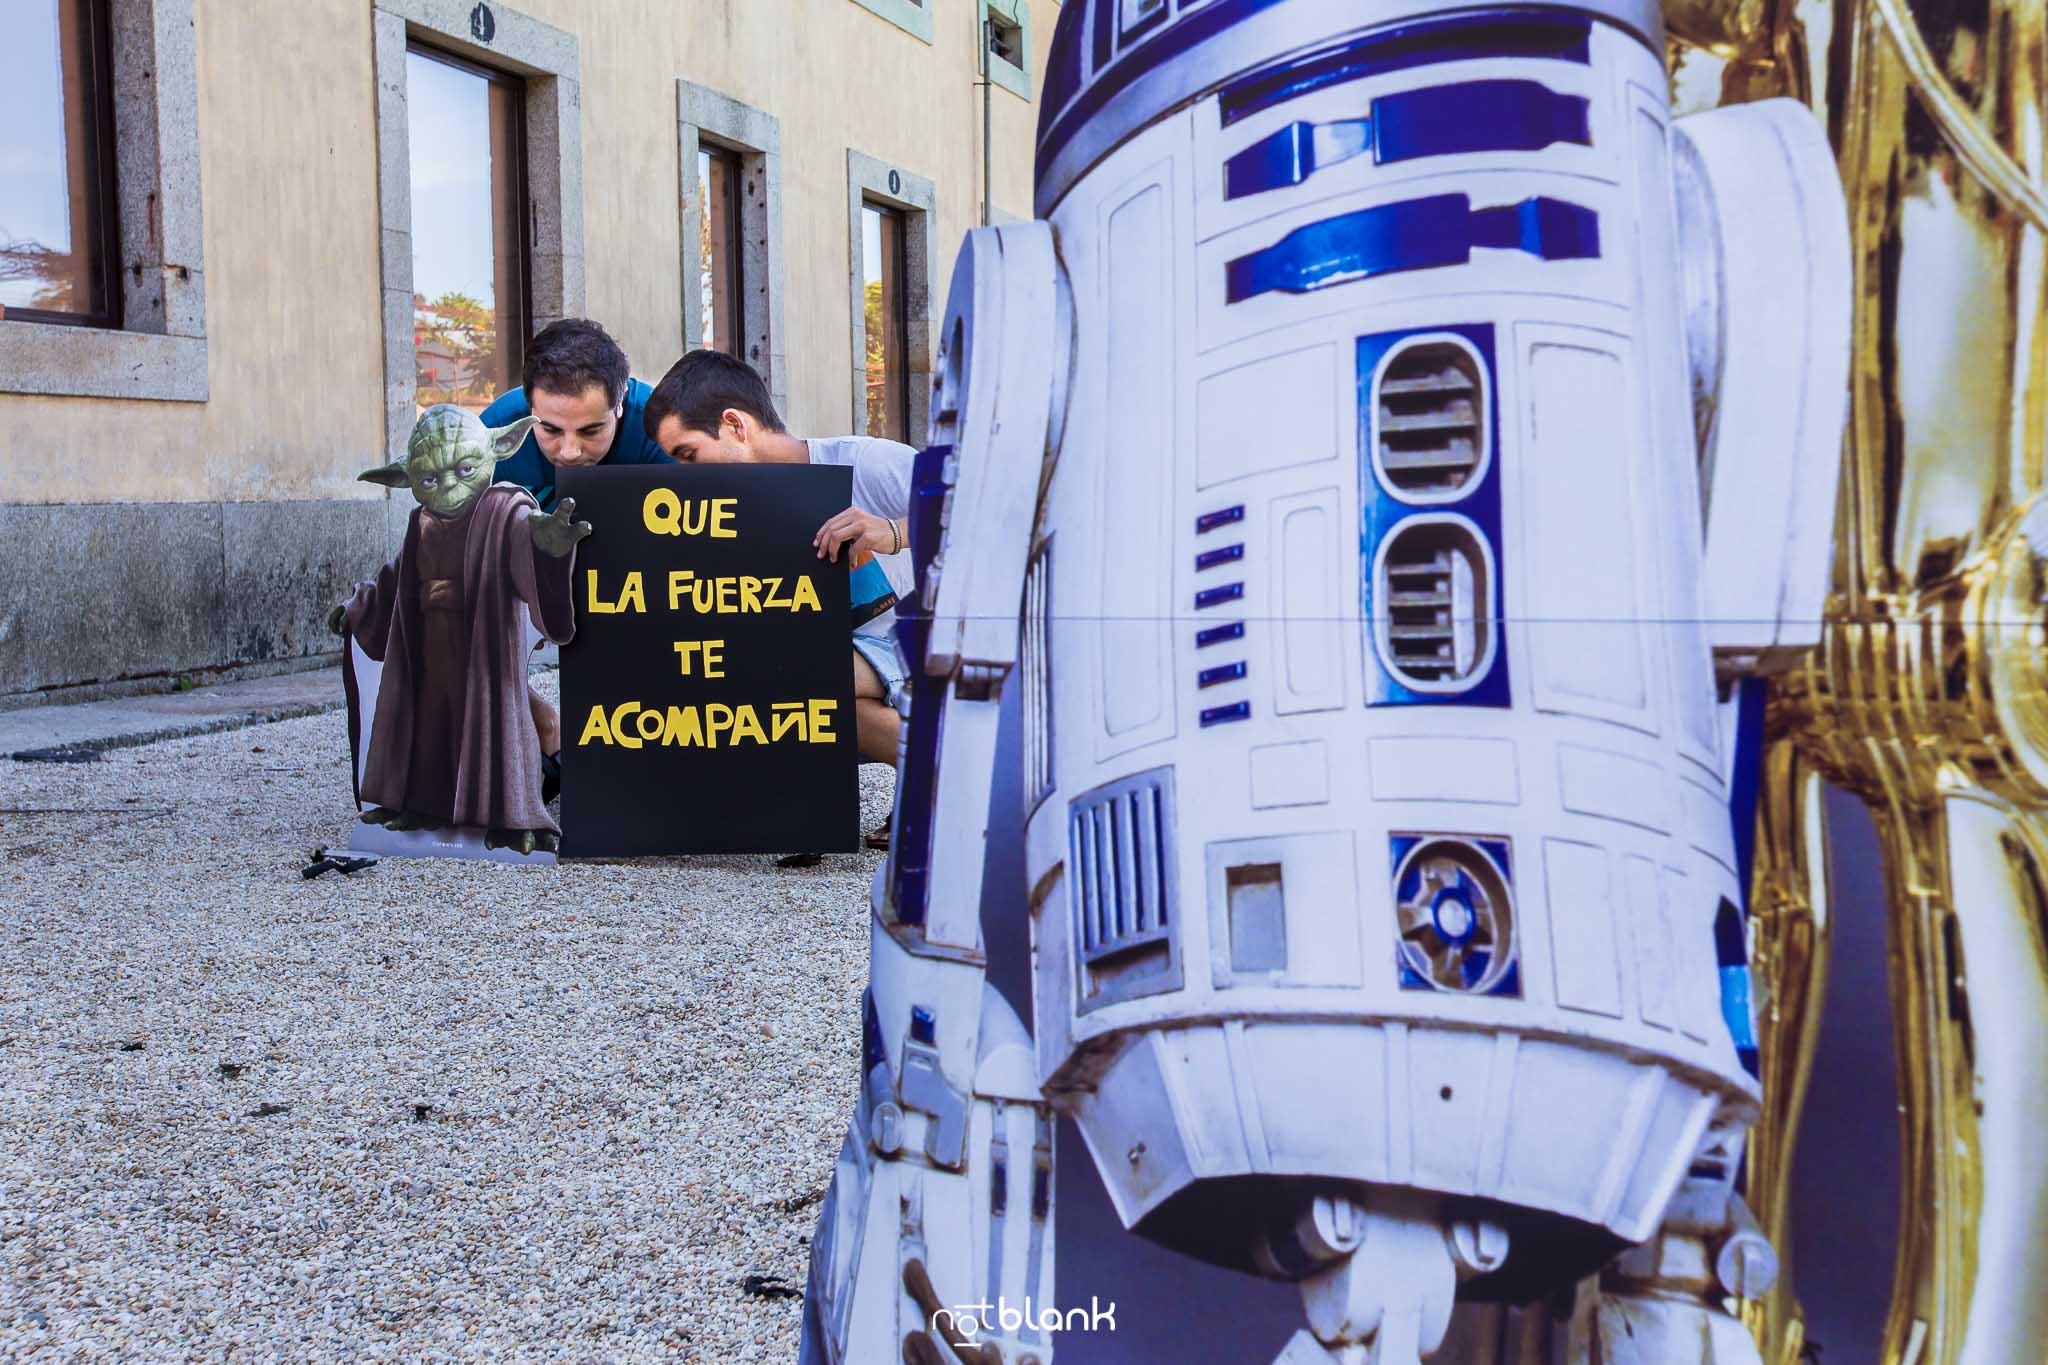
[0,321,207,402]
[0,501,225,694]
[222,499,389,667]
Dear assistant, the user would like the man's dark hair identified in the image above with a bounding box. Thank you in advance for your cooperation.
[523,318,630,407]
[643,349,786,440]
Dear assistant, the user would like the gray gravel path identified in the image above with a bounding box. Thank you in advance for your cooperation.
[0,673,879,1362]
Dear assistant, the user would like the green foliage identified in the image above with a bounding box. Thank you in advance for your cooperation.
[413,291,501,408]
[864,279,888,437]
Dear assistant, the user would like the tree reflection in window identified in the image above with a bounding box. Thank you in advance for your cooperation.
[0,0,120,327]
[406,44,529,414]
[862,202,908,442]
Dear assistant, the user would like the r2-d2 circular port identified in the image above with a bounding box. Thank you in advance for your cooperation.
[1394,837,1516,994]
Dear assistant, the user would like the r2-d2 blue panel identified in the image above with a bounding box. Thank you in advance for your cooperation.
[1359,324,1510,709]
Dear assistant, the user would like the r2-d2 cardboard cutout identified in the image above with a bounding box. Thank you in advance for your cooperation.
[802,1,1850,1361]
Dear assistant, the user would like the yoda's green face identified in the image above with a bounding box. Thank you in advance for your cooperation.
[359,404,536,516]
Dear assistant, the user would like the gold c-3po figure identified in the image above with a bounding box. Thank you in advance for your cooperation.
[1667,1,2048,1362]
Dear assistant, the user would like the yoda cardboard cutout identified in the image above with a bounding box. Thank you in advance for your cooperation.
[329,405,591,855]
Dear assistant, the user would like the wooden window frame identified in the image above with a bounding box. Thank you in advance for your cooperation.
[4,0,125,330]
[403,36,534,405]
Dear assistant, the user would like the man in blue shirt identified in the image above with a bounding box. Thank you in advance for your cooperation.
[478,318,672,798]
[479,318,672,513]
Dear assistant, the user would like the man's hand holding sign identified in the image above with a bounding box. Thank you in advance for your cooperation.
[556,463,859,856]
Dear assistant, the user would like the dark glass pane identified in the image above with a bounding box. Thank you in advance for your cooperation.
[0,0,116,324]
[988,12,1024,67]
[863,203,908,442]
[700,148,741,354]
[406,46,526,415]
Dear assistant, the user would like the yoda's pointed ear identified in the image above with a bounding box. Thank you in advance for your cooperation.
[358,461,412,488]
[488,414,537,458]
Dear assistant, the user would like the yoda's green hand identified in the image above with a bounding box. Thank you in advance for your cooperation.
[529,497,593,559]
[327,603,349,637]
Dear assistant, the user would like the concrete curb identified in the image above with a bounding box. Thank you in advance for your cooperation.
[2,647,562,762]
[1,667,349,762]
[8,700,347,763]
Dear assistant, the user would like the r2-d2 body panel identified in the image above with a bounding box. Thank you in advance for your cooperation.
[1025,0,1759,1293]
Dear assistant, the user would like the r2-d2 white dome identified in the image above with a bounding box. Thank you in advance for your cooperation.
[1024,0,1758,1308]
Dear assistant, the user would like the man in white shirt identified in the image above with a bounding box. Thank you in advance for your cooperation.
[643,352,915,807]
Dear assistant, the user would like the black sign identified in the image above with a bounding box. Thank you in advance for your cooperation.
[556,464,859,856]
[469,3,495,41]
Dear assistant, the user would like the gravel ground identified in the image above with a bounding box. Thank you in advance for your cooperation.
[0,673,881,1362]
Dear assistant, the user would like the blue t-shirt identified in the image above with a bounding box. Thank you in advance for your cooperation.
[478,378,671,512]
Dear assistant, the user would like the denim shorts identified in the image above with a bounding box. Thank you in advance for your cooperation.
[851,629,911,712]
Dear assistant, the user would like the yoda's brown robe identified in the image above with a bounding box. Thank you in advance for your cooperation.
[345,484,576,834]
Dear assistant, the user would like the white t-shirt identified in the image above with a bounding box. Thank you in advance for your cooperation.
[806,435,916,603]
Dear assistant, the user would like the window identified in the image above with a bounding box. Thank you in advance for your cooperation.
[698,146,742,354]
[846,150,933,442]
[862,202,909,442]
[0,0,206,402]
[373,0,581,459]
[405,44,529,416]
[0,0,120,328]
[987,10,1023,66]
[850,0,934,44]
[677,82,784,413]
[981,0,1031,99]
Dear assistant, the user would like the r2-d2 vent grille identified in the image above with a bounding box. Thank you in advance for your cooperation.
[1378,518,1490,686]
[1377,341,1485,497]
[1070,768,1182,1010]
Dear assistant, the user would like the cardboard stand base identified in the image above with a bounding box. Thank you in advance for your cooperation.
[346,817,558,866]
[344,633,558,866]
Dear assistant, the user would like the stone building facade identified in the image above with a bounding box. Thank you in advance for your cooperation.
[0,0,1053,700]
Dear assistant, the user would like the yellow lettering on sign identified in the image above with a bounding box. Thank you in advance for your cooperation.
[704,703,735,746]
[661,573,828,615]
[643,488,683,536]
[644,489,743,539]
[669,640,727,677]
[581,699,844,748]
[612,702,643,750]
[732,705,767,746]
[635,706,666,744]
[586,570,645,614]
[663,705,704,747]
